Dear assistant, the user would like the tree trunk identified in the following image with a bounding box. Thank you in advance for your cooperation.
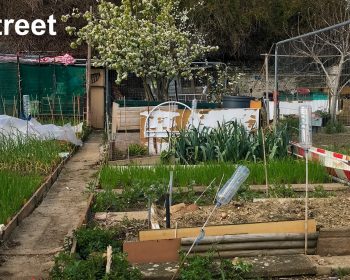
[327,59,343,122]
[329,94,338,122]
[142,78,155,101]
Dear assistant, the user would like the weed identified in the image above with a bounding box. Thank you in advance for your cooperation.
[268,184,296,198]
[333,267,350,278]
[310,185,334,198]
[51,252,142,280]
[325,121,346,134]
[128,143,148,157]
[179,252,252,280]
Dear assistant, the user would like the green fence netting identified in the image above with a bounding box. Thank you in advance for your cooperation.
[0,62,86,117]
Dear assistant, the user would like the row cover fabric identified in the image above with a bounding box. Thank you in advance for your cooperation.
[0,115,82,146]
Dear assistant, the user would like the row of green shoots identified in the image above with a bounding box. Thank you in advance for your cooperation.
[0,133,71,224]
[162,121,289,164]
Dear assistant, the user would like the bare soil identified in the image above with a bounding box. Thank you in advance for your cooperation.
[313,131,350,149]
[0,132,103,279]
[168,193,350,229]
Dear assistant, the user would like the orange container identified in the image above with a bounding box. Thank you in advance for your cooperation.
[250,100,262,109]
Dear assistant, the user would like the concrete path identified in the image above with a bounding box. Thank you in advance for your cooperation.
[0,132,103,279]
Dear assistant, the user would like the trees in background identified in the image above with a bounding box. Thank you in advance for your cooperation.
[0,0,348,61]
[63,0,217,101]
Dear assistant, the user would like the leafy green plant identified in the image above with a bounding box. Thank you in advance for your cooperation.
[310,185,334,198]
[51,252,141,280]
[74,227,123,259]
[128,143,148,157]
[93,190,123,212]
[325,121,346,134]
[179,253,252,280]
[170,121,289,164]
[333,267,350,278]
[160,149,175,164]
[268,184,296,198]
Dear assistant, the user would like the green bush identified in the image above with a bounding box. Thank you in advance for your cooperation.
[51,252,141,280]
[179,253,252,280]
[324,121,345,134]
[128,143,148,157]
[75,227,123,259]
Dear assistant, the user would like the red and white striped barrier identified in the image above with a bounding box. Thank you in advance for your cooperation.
[290,142,350,181]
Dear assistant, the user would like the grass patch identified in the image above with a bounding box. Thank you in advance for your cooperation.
[100,159,330,190]
[0,170,42,224]
[0,134,72,225]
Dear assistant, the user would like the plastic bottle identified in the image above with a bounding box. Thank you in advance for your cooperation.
[216,165,250,207]
[299,105,312,149]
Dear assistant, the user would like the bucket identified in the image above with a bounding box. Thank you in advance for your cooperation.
[222,95,254,108]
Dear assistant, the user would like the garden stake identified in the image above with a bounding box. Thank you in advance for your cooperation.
[106,245,112,274]
[165,193,171,228]
[1,96,6,115]
[299,105,312,255]
[172,166,249,280]
[261,128,269,196]
[213,174,225,204]
[147,197,151,229]
[168,171,174,206]
[58,96,64,124]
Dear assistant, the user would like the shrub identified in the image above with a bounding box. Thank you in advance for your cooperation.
[128,143,148,157]
[324,121,345,134]
[51,252,141,280]
[179,253,252,280]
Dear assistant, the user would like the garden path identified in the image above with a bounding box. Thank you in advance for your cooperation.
[0,131,103,279]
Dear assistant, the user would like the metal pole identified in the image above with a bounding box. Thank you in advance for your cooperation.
[265,54,269,98]
[277,19,350,45]
[305,149,309,254]
[86,6,92,127]
[273,45,278,127]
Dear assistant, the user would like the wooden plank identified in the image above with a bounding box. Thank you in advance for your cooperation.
[190,248,316,258]
[123,239,180,264]
[139,220,317,241]
[317,228,350,256]
[250,183,347,192]
[94,211,148,221]
[181,233,319,245]
[182,240,317,253]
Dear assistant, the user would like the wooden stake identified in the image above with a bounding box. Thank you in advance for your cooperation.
[261,128,269,196]
[58,96,64,124]
[47,95,54,123]
[1,96,6,115]
[16,53,22,116]
[73,96,76,125]
[106,245,112,274]
[77,96,81,124]
[13,96,17,117]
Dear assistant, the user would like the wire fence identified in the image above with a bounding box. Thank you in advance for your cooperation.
[268,20,350,125]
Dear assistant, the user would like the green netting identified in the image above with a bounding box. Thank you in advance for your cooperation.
[278,91,328,101]
[0,62,86,117]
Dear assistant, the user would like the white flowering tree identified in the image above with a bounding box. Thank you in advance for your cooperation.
[62,0,217,101]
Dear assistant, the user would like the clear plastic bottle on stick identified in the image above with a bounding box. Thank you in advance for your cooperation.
[216,165,250,207]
